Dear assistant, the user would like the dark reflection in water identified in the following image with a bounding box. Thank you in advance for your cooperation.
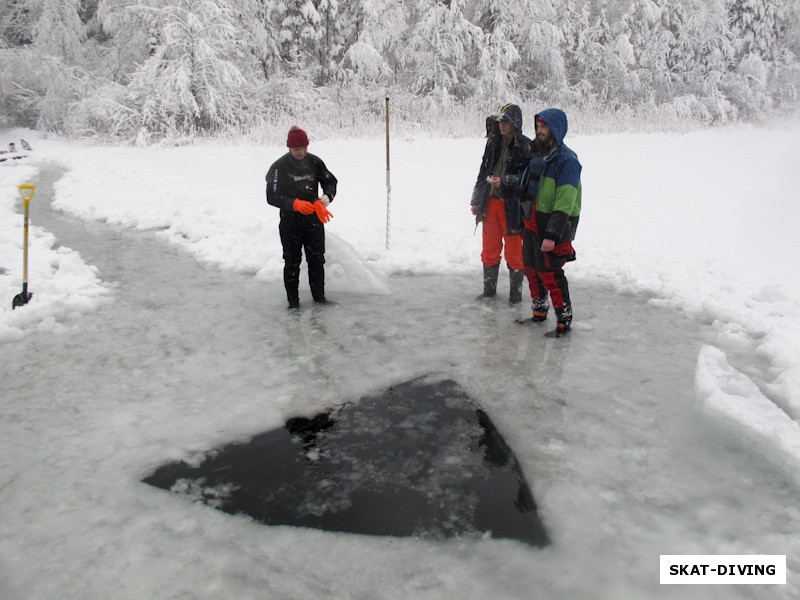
[143,377,549,546]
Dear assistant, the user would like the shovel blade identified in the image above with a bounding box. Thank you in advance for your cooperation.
[12,290,32,309]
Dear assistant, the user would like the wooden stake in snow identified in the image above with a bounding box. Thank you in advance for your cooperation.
[385,96,391,250]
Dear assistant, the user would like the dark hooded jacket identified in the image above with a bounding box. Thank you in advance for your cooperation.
[530,108,582,244]
[470,104,532,235]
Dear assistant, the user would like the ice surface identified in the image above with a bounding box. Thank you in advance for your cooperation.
[1,127,799,598]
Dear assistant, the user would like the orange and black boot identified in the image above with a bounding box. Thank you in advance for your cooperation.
[531,297,550,322]
[554,306,572,336]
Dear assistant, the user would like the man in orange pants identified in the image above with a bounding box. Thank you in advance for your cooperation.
[470,104,532,303]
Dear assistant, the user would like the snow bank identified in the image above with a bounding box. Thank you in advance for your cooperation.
[0,160,111,343]
[695,345,800,486]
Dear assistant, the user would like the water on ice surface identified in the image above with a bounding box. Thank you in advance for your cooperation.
[143,376,550,546]
[2,164,799,600]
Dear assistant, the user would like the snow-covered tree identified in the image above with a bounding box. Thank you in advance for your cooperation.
[514,0,567,95]
[126,0,247,136]
[2,0,800,138]
[236,0,281,80]
[342,41,392,87]
[406,0,483,98]
[728,0,784,62]
[355,0,408,81]
[727,0,799,114]
[314,0,342,84]
[474,19,519,101]
[560,0,590,85]
[618,0,674,100]
[0,0,36,47]
[0,47,52,126]
[32,0,86,64]
[275,0,321,75]
[471,0,511,32]
[682,0,736,110]
[563,7,638,106]
[95,0,165,82]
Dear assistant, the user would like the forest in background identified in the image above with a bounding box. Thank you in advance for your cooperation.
[1,0,799,143]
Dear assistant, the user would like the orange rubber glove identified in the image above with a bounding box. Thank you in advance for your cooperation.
[293,198,315,215]
[313,199,333,223]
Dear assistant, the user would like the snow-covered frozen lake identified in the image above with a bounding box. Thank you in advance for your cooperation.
[2,157,799,599]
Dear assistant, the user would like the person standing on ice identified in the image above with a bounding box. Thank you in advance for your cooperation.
[470,103,532,304]
[519,108,582,337]
[266,125,337,309]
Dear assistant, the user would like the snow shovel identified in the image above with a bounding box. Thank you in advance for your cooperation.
[12,184,35,309]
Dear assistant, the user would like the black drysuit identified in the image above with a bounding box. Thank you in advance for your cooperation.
[266,152,338,304]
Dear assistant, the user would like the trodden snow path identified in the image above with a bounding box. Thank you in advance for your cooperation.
[1,164,798,599]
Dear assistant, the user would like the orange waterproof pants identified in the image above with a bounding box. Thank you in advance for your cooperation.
[481,197,523,270]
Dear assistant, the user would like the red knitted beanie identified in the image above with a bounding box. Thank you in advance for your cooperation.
[286,125,309,148]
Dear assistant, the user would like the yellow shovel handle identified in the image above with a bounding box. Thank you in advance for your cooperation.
[19,184,35,205]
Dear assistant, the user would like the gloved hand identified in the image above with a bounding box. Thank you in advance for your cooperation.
[313,199,333,223]
[470,204,479,216]
[320,194,331,207]
[293,198,316,215]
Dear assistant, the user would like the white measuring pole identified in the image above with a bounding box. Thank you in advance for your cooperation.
[385,96,391,250]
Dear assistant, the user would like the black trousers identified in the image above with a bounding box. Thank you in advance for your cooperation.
[279,213,325,303]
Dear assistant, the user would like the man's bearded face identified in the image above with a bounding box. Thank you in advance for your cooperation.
[533,121,555,153]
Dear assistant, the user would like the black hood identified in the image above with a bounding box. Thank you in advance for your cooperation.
[485,103,523,137]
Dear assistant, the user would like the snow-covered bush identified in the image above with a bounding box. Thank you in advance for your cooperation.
[0,48,43,128]
[671,94,713,123]
[62,82,138,141]
[342,41,393,85]
[0,47,90,132]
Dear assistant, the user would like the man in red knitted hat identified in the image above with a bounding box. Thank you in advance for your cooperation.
[266,125,338,309]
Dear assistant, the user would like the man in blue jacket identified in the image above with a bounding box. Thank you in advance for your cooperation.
[521,108,582,336]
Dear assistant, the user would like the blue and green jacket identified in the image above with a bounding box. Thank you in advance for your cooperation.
[530,108,582,243]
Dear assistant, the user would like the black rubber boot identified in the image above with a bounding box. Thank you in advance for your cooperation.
[284,259,301,309]
[509,268,524,304]
[286,287,300,309]
[309,262,325,303]
[476,264,500,300]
